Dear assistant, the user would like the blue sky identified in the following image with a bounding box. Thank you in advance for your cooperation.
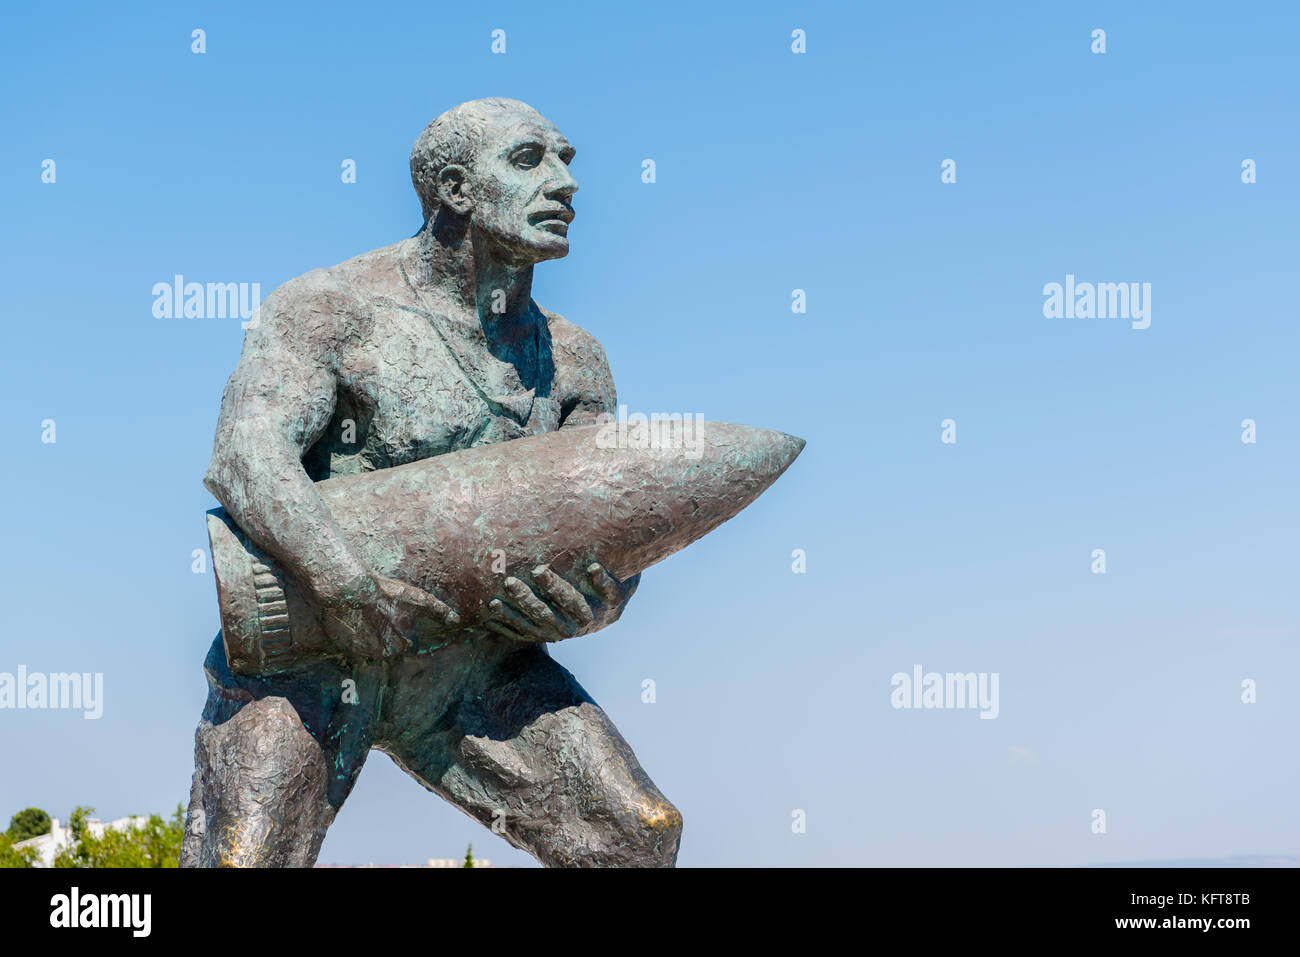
[1,0,1296,866]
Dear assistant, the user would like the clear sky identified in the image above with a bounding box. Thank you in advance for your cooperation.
[1,1,1296,867]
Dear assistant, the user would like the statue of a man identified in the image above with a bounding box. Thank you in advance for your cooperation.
[180,98,682,868]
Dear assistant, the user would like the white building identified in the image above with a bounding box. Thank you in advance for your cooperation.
[426,857,491,868]
[14,815,147,867]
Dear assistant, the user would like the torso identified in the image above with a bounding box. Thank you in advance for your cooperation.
[299,242,606,481]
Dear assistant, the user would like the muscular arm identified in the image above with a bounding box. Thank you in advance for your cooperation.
[482,310,638,645]
[204,276,379,615]
[548,311,617,428]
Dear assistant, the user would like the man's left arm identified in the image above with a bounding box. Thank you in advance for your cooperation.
[479,317,639,643]
[556,320,617,429]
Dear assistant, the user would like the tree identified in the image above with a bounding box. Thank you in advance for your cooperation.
[52,805,185,868]
[7,807,51,841]
[0,832,40,868]
[462,843,475,868]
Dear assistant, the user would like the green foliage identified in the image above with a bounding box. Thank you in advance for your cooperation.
[0,831,40,868]
[7,807,51,841]
[52,805,185,869]
[462,843,475,868]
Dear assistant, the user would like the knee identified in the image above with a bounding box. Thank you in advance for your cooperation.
[189,697,335,868]
[626,796,683,867]
[529,793,682,867]
[564,791,681,867]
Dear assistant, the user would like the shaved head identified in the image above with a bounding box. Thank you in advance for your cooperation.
[410,97,546,221]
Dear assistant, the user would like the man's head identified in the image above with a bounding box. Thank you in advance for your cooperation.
[410,98,578,264]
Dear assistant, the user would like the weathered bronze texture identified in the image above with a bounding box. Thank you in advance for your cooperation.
[209,420,803,675]
[181,98,804,868]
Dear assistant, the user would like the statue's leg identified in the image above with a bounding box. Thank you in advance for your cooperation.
[377,639,682,867]
[180,633,379,868]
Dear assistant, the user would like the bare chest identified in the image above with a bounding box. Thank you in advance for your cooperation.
[303,303,564,479]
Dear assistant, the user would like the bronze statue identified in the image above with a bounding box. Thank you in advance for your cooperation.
[180,98,803,868]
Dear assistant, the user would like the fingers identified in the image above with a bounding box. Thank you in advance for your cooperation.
[482,568,599,643]
[409,588,461,627]
[483,598,553,642]
[378,577,460,626]
[531,564,595,627]
[485,598,529,638]
[502,576,569,638]
[460,563,635,646]
[491,588,560,639]
[484,618,533,643]
[585,562,625,607]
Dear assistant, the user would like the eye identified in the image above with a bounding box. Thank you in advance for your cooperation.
[511,145,543,170]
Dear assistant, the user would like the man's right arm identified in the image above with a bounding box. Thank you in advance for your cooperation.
[203,276,446,659]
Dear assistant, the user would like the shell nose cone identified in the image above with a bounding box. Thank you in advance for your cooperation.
[759,428,807,472]
[703,422,807,479]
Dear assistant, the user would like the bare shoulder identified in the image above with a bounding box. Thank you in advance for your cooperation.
[245,243,404,356]
[541,307,612,372]
[539,306,617,423]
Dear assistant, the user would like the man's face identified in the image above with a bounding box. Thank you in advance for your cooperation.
[470,112,578,264]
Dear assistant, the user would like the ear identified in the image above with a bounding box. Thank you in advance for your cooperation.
[435,164,474,216]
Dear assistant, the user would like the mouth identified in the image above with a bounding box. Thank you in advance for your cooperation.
[528,207,574,235]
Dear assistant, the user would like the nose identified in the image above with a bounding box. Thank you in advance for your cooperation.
[545,159,578,202]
